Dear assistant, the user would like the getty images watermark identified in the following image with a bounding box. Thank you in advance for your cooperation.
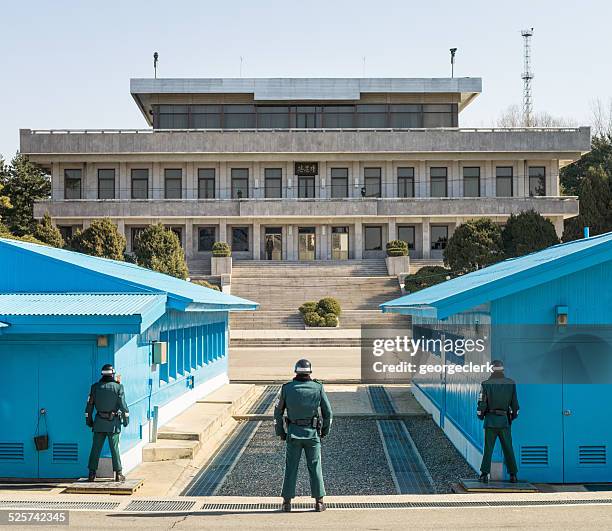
[360,325,492,383]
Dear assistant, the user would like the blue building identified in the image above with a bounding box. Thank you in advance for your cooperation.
[0,238,257,479]
[381,232,612,483]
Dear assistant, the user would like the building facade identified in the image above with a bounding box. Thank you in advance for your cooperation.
[22,77,590,266]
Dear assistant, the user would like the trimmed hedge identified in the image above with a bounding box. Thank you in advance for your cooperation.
[386,239,408,257]
[300,298,342,327]
[212,241,231,257]
[317,297,341,316]
[304,311,325,327]
[323,313,339,327]
[299,301,318,315]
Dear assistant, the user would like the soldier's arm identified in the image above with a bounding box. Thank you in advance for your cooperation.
[118,384,130,427]
[273,385,287,438]
[85,384,95,427]
[510,382,519,419]
[477,383,487,421]
[320,385,333,437]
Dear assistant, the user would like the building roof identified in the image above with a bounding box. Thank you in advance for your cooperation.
[0,239,258,312]
[130,77,482,124]
[381,232,612,319]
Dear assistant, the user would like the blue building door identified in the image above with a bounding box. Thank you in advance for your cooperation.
[0,340,94,479]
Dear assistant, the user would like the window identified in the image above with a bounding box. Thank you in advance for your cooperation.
[398,225,415,250]
[97,169,115,199]
[364,226,383,251]
[231,227,249,252]
[131,227,145,249]
[431,226,449,250]
[264,168,282,198]
[463,167,480,197]
[398,167,415,198]
[164,169,182,199]
[364,167,382,198]
[292,106,321,128]
[257,106,289,128]
[156,105,188,128]
[231,168,249,198]
[496,167,513,197]
[529,166,546,196]
[198,168,215,199]
[298,176,316,198]
[224,105,256,128]
[330,168,349,198]
[64,169,82,199]
[190,105,221,128]
[131,169,149,199]
[198,227,215,252]
[58,225,75,241]
[356,105,387,128]
[430,167,448,197]
[389,104,421,128]
[422,104,456,127]
[322,106,354,128]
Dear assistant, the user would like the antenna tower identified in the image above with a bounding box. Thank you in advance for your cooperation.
[521,28,534,126]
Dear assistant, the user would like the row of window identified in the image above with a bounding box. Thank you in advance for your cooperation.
[158,323,225,383]
[63,166,548,200]
[153,103,459,130]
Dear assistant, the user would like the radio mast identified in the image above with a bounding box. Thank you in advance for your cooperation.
[521,28,534,126]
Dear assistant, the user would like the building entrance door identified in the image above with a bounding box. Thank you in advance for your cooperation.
[331,227,349,260]
[298,227,316,260]
[264,228,282,260]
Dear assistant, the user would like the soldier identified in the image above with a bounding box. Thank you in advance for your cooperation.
[85,364,129,482]
[274,359,333,513]
[477,359,519,483]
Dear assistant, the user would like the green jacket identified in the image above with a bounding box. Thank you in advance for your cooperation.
[274,377,333,440]
[85,378,130,433]
[477,373,519,429]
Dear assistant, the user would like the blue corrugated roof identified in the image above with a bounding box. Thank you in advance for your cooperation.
[381,232,612,319]
[0,238,258,311]
[0,293,165,316]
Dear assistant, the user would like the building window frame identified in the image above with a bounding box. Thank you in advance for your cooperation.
[231,226,250,252]
[264,168,282,198]
[364,167,382,198]
[397,225,416,250]
[64,169,82,200]
[431,225,449,250]
[131,169,149,199]
[231,168,249,199]
[496,166,513,197]
[430,167,448,198]
[298,176,316,198]
[397,167,415,198]
[164,168,183,199]
[364,225,383,251]
[529,166,546,196]
[463,166,481,197]
[198,226,216,252]
[330,168,349,198]
[97,168,116,199]
[198,168,216,199]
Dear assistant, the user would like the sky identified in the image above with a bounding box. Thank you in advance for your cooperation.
[1,0,611,157]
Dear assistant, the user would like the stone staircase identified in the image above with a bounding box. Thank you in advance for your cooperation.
[232,259,389,277]
[408,258,445,274]
[230,336,363,348]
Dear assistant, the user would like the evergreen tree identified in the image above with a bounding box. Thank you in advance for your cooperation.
[502,210,560,257]
[33,213,65,248]
[71,218,126,260]
[0,154,51,235]
[444,219,504,273]
[560,135,612,195]
[133,223,189,279]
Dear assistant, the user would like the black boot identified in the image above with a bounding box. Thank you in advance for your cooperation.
[87,470,96,482]
[509,474,518,483]
[115,471,125,482]
[282,498,291,512]
[478,473,489,483]
[315,497,326,512]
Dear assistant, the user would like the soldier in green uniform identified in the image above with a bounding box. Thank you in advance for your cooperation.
[274,359,333,513]
[85,364,130,482]
[477,359,519,483]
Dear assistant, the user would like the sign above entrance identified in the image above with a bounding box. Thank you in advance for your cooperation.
[295,162,318,176]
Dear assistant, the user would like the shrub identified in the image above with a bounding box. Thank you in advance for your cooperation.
[299,301,318,315]
[402,266,453,294]
[212,241,231,257]
[502,210,560,257]
[444,218,504,273]
[323,313,339,327]
[386,239,408,257]
[133,223,189,279]
[69,218,126,260]
[317,297,341,316]
[304,311,325,327]
[191,279,221,291]
[33,214,64,248]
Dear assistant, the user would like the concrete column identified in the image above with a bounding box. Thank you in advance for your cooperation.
[549,160,559,196]
[185,162,195,199]
[422,219,431,259]
[388,219,397,242]
[82,219,92,230]
[417,161,427,197]
[485,160,494,197]
[516,160,525,197]
[385,161,394,198]
[85,162,96,199]
[553,217,564,238]
[352,161,360,198]
[287,225,296,260]
[185,219,194,259]
[152,163,161,199]
[253,162,261,199]
[319,161,327,199]
[451,161,460,197]
[252,221,260,260]
[219,162,228,199]
[116,219,125,241]
[354,221,363,259]
[219,219,227,244]
[119,163,128,199]
[52,162,61,200]
[286,162,295,199]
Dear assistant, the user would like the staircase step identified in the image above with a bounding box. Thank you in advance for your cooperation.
[142,439,200,462]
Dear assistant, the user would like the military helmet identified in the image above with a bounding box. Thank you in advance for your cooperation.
[491,359,504,372]
[294,359,312,374]
[101,363,115,376]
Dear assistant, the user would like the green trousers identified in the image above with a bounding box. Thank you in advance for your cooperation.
[281,437,326,499]
[88,432,122,473]
[480,427,518,475]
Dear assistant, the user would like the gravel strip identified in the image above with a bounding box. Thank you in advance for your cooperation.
[217,419,396,496]
[403,416,478,493]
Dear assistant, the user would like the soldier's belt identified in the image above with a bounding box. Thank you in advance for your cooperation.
[288,417,317,427]
[97,411,119,420]
[487,409,509,416]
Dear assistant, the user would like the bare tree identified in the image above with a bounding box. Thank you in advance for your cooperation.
[496,104,575,127]
[590,98,612,137]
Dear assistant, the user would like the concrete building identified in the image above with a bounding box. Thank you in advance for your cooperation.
[381,232,612,483]
[0,238,256,479]
[22,77,590,269]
